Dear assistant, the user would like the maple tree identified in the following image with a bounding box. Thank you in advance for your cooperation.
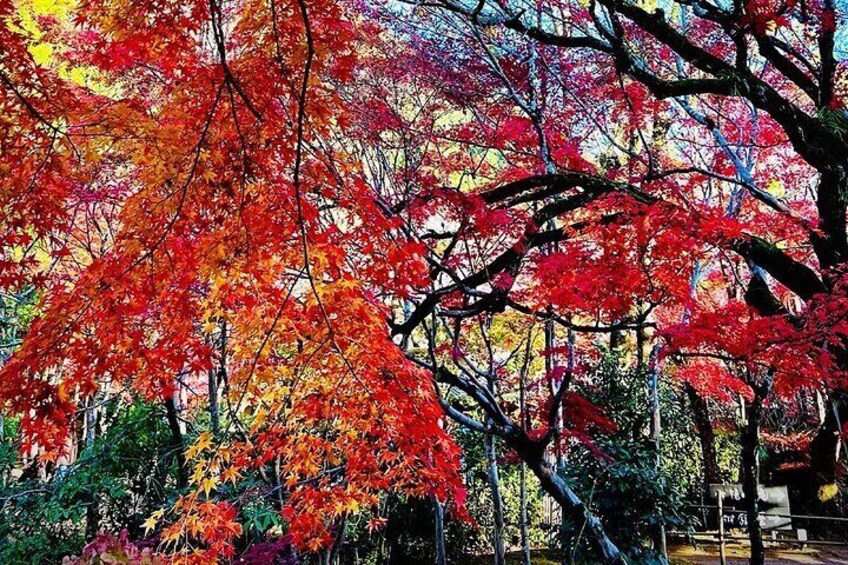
[1,0,464,561]
[2,0,848,563]
[354,1,848,563]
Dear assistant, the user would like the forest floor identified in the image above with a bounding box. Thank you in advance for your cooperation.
[668,542,848,564]
[468,546,848,564]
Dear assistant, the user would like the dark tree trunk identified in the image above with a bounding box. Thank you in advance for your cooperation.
[811,167,848,270]
[433,496,447,565]
[207,366,219,438]
[324,516,346,565]
[519,338,532,565]
[433,353,623,563]
[741,381,770,565]
[431,496,448,565]
[557,455,570,565]
[164,396,188,489]
[519,462,531,565]
[208,319,227,438]
[685,384,721,492]
[808,392,846,492]
[510,437,626,565]
[686,383,722,532]
[609,329,621,352]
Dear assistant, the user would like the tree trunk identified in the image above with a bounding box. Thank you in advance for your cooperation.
[556,455,570,565]
[84,395,99,540]
[0,413,5,488]
[324,515,347,565]
[519,337,532,565]
[519,462,531,565]
[741,382,770,565]
[549,328,572,565]
[685,384,721,492]
[512,438,625,565]
[208,366,219,438]
[486,433,507,565]
[808,391,846,493]
[209,319,226,438]
[647,347,667,562]
[164,396,188,489]
[433,496,447,565]
[609,329,621,352]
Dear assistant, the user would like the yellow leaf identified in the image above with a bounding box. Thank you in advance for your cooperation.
[142,510,164,533]
[28,43,53,65]
[190,463,205,485]
[768,179,785,198]
[201,476,218,496]
[185,432,212,460]
[819,483,838,502]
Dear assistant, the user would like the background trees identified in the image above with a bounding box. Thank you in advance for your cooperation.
[363,0,848,561]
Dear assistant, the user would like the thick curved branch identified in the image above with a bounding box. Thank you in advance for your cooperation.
[599,0,848,169]
[818,0,837,108]
[397,172,825,334]
[426,0,848,265]
[744,268,789,317]
[730,235,826,300]
[421,0,613,52]
[755,35,818,102]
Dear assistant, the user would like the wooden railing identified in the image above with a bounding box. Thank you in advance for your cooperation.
[669,504,848,565]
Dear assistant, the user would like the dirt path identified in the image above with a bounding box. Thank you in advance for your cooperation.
[670,543,848,564]
[468,546,848,564]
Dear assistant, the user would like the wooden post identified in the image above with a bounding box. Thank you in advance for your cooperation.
[717,495,727,565]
